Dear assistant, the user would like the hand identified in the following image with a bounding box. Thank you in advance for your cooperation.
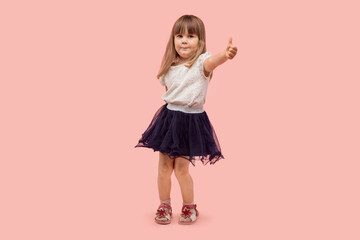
[225,37,237,60]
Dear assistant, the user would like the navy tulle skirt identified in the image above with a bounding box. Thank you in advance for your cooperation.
[135,104,224,166]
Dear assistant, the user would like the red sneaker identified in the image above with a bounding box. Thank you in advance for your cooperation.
[155,203,172,224]
[178,204,199,225]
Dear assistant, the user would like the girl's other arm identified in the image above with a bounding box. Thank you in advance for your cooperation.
[203,37,237,75]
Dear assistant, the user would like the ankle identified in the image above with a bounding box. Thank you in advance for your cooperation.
[160,198,171,206]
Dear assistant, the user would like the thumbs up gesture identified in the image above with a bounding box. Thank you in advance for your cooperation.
[225,37,237,60]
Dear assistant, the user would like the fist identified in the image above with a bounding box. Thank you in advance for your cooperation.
[225,37,237,60]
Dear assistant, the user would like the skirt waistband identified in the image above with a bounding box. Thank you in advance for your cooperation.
[166,103,204,113]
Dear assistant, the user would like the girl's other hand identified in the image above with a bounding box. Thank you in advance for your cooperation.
[225,37,237,60]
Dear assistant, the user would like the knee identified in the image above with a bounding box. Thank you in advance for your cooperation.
[158,163,173,177]
[174,167,189,179]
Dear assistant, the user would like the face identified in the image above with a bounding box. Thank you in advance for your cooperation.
[174,30,199,62]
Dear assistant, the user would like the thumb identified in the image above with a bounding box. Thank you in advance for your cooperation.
[228,37,233,45]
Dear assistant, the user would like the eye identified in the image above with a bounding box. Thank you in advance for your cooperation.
[176,35,183,38]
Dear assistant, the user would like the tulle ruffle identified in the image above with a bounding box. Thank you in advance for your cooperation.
[135,104,224,166]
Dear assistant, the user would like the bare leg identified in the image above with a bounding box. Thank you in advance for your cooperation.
[174,157,194,203]
[158,152,174,201]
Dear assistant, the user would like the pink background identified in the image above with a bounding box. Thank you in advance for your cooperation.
[1,0,359,239]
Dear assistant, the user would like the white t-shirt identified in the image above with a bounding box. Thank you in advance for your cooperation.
[159,52,212,113]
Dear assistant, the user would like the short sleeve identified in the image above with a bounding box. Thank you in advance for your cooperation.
[159,75,165,86]
[197,52,212,79]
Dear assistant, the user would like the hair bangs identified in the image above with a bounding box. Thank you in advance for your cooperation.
[173,17,200,36]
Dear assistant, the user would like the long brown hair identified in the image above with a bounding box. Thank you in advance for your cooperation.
[157,15,211,80]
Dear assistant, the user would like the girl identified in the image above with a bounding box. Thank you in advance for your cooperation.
[135,14,237,224]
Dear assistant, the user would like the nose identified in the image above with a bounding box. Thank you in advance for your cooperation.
[181,37,188,44]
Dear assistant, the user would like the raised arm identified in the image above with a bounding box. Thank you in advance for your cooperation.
[203,37,238,75]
